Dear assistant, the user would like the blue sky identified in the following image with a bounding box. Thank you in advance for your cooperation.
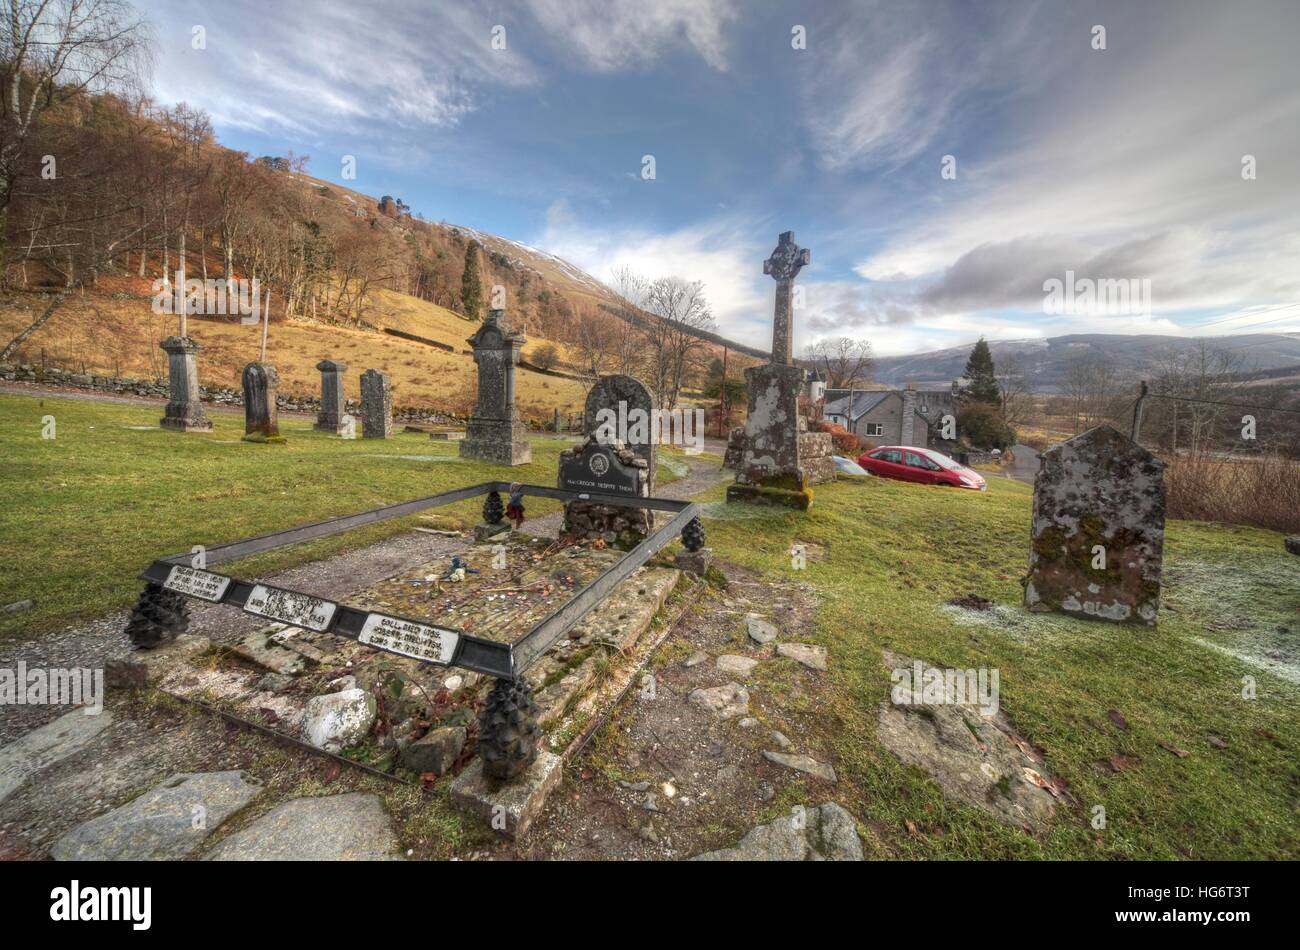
[138,0,1299,354]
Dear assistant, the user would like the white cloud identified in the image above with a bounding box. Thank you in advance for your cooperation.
[844,0,1300,334]
[522,0,739,72]
[538,212,773,347]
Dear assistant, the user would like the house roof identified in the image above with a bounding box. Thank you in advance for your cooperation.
[823,390,892,422]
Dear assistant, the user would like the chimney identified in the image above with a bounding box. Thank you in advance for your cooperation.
[901,383,917,446]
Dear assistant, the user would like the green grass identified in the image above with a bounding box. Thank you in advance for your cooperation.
[3,391,1296,859]
[697,474,1299,859]
[0,394,675,639]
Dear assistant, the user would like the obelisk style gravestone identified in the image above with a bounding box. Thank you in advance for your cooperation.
[159,336,212,432]
[726,232,834,509]
[241,362,284,443]
[314,359,348,434]
[459,309,531,465]
[360,368,392,439]
[1024,425,1165,625]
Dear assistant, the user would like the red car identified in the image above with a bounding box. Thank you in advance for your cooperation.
[856,446,987,490]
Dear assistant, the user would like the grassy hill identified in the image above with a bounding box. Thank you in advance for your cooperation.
[0,276,589,423]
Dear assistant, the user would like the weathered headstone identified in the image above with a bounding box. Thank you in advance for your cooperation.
[314,359,349,434]
[360,368,392,439]
[159,336,212,432]
[459,309,531,465]
[241,362,284,443]
[584,374,657,493]
[726,233,834,508]
[1024,425,1165,625]
[558,438,650,548]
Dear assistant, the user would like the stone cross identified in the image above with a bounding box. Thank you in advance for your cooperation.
[762,231,810,365]
[360,368,392,439]
[459,309,531,465]
[159,336,212,432]
[1025,425,1165,625]
[314,359,348,434]
[241,362,284,443]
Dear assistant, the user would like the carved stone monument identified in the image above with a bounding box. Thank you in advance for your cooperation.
[459,309,531,466]
[360,368,392,439]
[241,362,284,443]
[726,232,834,509]
[314,359,349,434]
[584,374,657,493]
[558,438,650,549]
[159,336,212,432]
[1024,425,1165,625]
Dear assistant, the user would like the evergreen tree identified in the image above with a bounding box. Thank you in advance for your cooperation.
[962,337,1000,404]
[460,240,484,319]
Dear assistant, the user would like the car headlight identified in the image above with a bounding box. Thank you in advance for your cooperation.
[959,475,977,487]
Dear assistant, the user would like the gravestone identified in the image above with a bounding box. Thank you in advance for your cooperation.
[558,437,650,548]
[360,368,392,439]
[241,362,284,443]
[314,359,349,434]
[1024,425,1165,625]
[726,233,834,509]
[159,336,212,432]
[459,309,531,465]
[584,374,657,493]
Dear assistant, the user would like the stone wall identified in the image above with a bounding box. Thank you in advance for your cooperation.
[0,363,464,425]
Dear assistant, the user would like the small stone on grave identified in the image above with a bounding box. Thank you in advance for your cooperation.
[777,642,828,671]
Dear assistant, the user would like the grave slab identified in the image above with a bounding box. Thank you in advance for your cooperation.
[203,793,401,860]
[51,771,263,861]
[0,709,114,804]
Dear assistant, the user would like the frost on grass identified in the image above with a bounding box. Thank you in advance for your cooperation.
[940,601,1069,640]
[697,501,771,521]
[1164,555,1298,684]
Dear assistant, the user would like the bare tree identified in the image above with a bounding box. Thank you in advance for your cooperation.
[996,356,1033,426]
[641,275,715,407]
[803,336,873,388]
[1,0,153,242]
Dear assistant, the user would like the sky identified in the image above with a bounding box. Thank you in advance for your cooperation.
[136,0,1300,356]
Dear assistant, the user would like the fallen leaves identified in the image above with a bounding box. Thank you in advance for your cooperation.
[1158,741,1190,758]
[1107,709,1128,731]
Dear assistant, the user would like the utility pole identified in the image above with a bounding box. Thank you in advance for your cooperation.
[1131,380,1149,443]
[719,346,728,438]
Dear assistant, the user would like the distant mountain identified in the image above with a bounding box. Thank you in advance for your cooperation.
[869,333,1300,392]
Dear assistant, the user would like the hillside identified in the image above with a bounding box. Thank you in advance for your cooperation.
[870,333,1300,392]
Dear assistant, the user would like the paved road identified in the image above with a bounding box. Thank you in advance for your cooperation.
[1005,443,1041,484]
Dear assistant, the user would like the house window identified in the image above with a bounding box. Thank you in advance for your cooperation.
[863,422,884,437]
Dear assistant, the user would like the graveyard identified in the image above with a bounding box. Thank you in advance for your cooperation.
[0,2,1296,894]
[1,381,1296,859]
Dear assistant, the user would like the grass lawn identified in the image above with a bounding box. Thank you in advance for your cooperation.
[0,393,629,639]
[3,391,1295,859]
[697,475,1299,859]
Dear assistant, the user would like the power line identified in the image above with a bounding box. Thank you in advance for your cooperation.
[1147,391,1300,416]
